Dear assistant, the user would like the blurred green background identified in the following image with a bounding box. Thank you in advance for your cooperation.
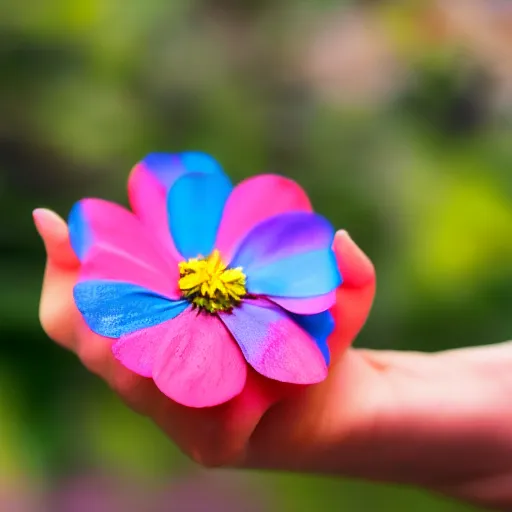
[1,0,512,510]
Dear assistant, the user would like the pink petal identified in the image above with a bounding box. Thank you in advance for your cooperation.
[79,245,180,298]
[151,310,247,407]
[71,197,177,268]
[215,174,312,263]
[128,152,228,261]
[128,163,183,261]
[112,321,169,377]
[269,291,337,314]
[219,299,328,385]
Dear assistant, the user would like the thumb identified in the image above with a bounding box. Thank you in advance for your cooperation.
[329,230,376,361]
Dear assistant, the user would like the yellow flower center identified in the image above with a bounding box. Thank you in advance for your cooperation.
[178,249,247,313]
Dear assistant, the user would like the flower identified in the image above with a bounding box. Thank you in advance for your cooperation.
[69,152,341,408]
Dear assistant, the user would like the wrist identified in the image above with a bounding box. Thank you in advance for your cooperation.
[338,348,512,508]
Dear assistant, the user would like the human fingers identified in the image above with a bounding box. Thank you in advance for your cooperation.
[329,230,376,361]
[34,208,80,349]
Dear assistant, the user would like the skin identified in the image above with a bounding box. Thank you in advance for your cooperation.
[34,208,512,511]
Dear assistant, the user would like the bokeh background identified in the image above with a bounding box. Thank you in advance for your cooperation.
[1,0,512,510]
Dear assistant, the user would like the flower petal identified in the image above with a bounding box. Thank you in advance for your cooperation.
[74,280,188,338]
[128,162,181,261]
[219,299,327,384]
[128,152,225,260]
[79,245,180,299]
[151,309,247,407]
[112,324,165,377]
[289,311,335,366]
[168,172,232,259]
[134,152,224,189]
[68,198,174,271]
[215,174,312,262]
[230,211,341,297]
[231,211,334,269]
[243,249,340,297]
[270,291,336,315]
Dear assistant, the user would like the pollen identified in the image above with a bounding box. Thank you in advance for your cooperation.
[178,249,247,313]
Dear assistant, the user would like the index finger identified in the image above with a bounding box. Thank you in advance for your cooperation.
[34,208,81,350]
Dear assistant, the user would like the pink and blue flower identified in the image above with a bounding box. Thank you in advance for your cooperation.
[69,152,341,408]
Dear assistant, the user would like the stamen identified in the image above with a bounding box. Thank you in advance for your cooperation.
[178,250,247,313]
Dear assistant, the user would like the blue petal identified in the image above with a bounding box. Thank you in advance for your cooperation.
[141,153,184,188]
[291,310,335,365]
[168,172,232,259]
[73,280,189,338]
[230,211,335,270]
[68,202,92,262]
[229,211,341,297]
[181,152,225,176]
[244,249,342,297]
[141,151,225,189]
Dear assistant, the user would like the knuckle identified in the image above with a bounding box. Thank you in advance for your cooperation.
[154,404,240,468]
[39,307,74,349]
[39,306,60,341]
[188,447,231,468]
[111,371,142,403]
[109,365,156,417]
[111,371,138,397]
[185,432,244,469]
[77,340,110,377]
[39,290,78,349]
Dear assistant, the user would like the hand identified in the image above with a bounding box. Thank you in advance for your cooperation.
[34,207,376,464]
[34,208,512,511]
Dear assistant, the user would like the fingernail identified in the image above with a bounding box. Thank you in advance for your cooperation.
[33,208,47,235]
[33,208,62,240]
[334,229,375,288]
[335,229,351,240]
[33,208,62,232]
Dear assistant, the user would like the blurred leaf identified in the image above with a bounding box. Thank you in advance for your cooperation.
[410,171,512,293]
[0,0,104,36]
[268,474,479,512]
[0,368,42,479]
